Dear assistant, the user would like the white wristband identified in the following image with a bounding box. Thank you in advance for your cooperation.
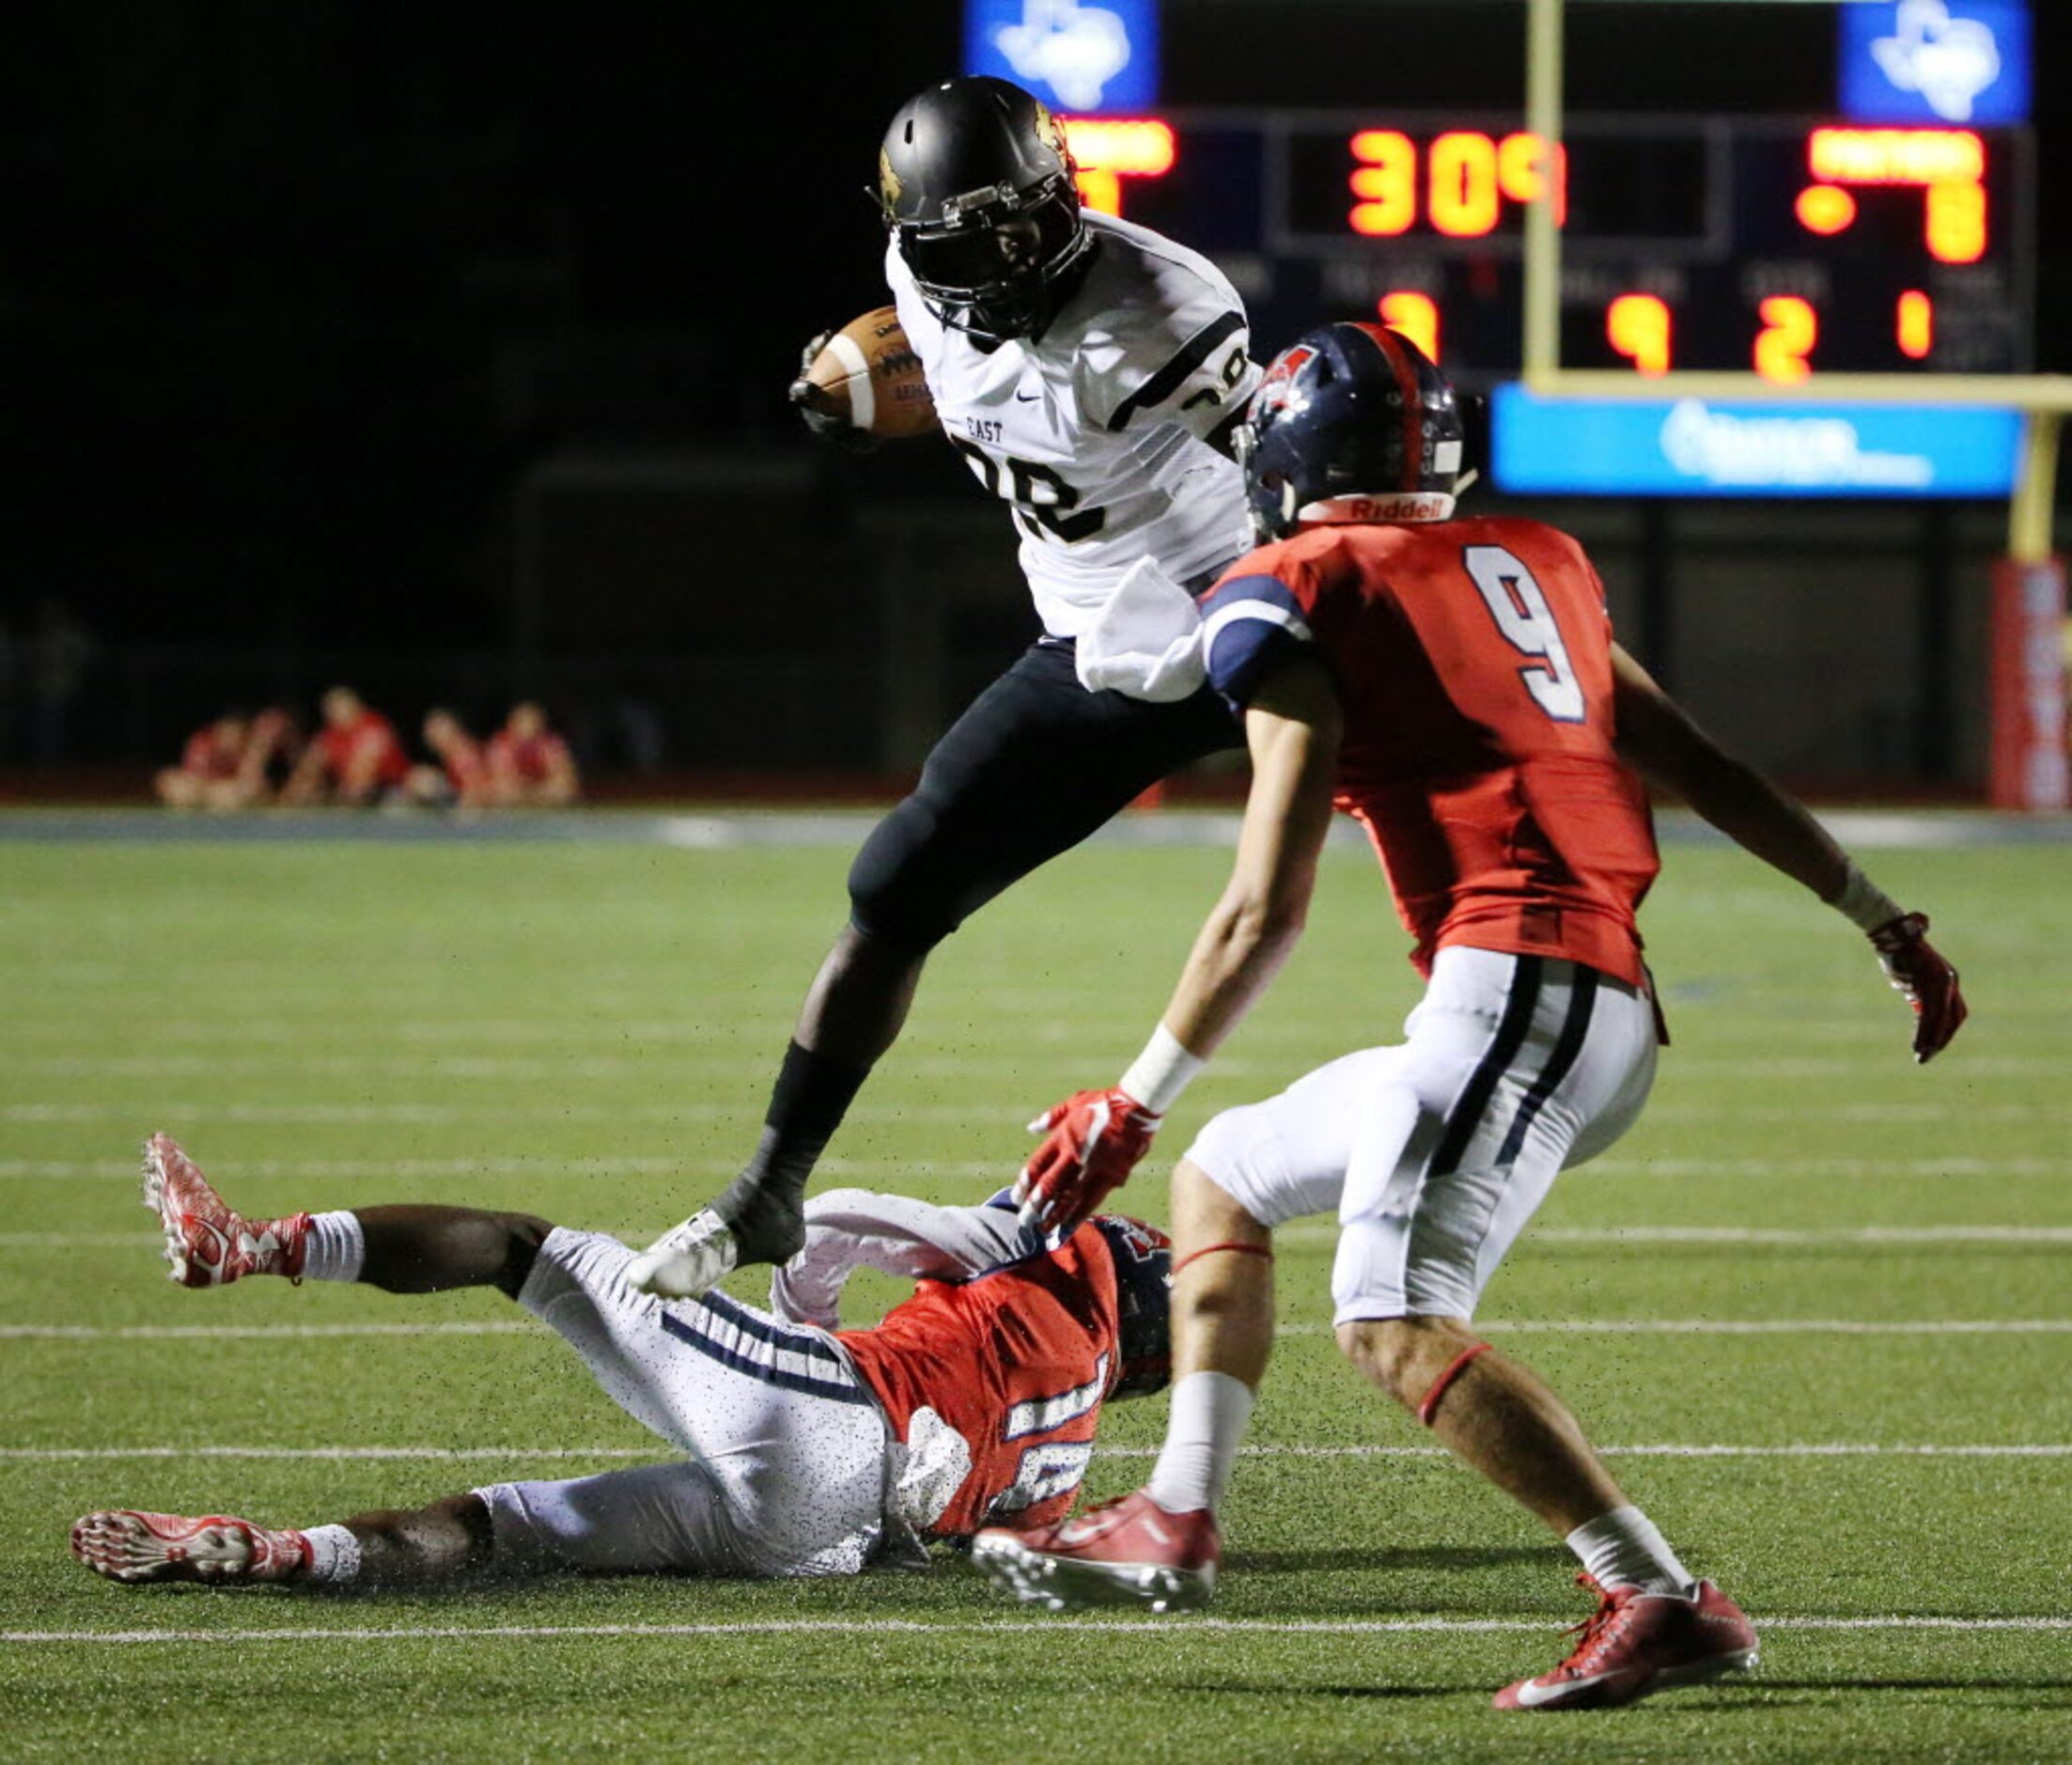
[1118,1023,1205,1117]
[1832,861,1904,933]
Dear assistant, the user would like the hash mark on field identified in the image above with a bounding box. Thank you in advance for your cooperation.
[6,1616,2068,1646]
[3,1442,2066,1463]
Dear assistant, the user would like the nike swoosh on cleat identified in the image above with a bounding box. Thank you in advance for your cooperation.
[1511,1671,1617,1709]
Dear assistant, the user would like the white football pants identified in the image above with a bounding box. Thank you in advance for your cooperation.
[474,1228,891,1578]
[1185,945,1658,1323]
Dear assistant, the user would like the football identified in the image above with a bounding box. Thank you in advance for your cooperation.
[799,306,937,439]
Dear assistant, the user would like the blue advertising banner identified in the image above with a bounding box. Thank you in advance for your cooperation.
[963,0,1159,115]
[1839,1,2030,126]
[1490,387,2021,499]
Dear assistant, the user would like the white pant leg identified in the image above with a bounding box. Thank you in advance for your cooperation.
[514,1227,891,1576]
[475,1461,753,1576]
[1182,946,1657,1325]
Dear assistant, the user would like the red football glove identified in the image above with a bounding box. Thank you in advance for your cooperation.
[1868,911,1968,1064]
[1016,1087,1161,1236]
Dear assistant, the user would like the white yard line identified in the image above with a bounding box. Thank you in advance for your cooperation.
[0,1102,995,1125]
[0,1156,1013,1182]
[1285,1319,2072,1336]
[0,1322,535,1339]
[3,1442,2066,1464]
[1276,1225,2072,1247]
[8,1152,2069,1184]
[6,1318,2069,1341]
[9,1224,2071,1252]
[4,1615,2067,1646]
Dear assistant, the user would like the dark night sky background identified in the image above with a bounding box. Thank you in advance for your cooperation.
[3,2,2064,667]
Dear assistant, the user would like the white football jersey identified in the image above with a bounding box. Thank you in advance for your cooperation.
[887,211,1261,639]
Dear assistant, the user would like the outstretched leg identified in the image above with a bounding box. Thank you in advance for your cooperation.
[72,1493,494,1589]
[1336,1316,1755,1710]
[145,1132,550,1299]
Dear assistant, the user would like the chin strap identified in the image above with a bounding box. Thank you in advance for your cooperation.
[1415,1339,1493,1427]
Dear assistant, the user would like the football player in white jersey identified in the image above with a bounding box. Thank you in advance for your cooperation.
[630,75,1262,1298]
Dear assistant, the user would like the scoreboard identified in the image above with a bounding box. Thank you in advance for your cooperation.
[1066,111,2034,383]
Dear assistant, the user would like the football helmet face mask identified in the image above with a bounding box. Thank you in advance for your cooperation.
[1093,1215,1174,1400]
[878,75,1094,344]
[1235,322,1467,543]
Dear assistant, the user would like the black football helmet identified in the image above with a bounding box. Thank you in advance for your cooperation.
[1093,1215,1173,1400]
[878,75,1094,344]
[1237,322,1467,542]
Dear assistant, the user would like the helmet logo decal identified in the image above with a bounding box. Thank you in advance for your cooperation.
[879,148,903,215]
[1033,98,1071,164]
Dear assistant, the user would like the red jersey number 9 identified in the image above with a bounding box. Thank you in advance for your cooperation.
[1462,546,1586,725]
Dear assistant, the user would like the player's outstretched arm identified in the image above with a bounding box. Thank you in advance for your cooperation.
[1610,643,1967,1063]
[1020,660,1343,1230]
[770,1188,1040,1328]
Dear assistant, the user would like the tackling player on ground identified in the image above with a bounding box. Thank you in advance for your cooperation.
[973,324,1968,1710]
[629,74,1261,1299]
[73,1137,1169,1588]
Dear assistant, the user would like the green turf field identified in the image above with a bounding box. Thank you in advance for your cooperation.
[1,824,2066,1761]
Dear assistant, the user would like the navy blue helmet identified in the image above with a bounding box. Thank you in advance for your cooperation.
[1236,322,1466,542]
[1093,1215,1173,1400]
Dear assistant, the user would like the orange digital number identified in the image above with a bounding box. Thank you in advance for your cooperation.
[1606,294,1673,377]
[1754,296,1817,384]
[1496,133,1566,226]
[1349,131,1417,236]
[1429,132,1500,237]
[1896,290,1934,359]
[1378,292,1441,364]
[1925,179,1986,264]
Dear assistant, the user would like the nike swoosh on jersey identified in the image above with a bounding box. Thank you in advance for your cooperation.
[1015,391,1040,401]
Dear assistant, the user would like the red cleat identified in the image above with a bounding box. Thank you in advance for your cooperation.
[70,1510,310,1585]
[1494,1574,1759,1710]
[971,1489,1219,1613]
[143,1132,308,1288]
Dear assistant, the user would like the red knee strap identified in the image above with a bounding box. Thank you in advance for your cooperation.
[1171,1241,1274,1279]
[1416,1340,1492,1427]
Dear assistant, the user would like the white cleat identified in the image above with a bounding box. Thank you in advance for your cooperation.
[626,1210,739,1298]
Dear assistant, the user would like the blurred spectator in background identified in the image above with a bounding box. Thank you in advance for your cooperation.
[29,597,97,764]
[406,709,494,809]
[488,701,580,805]
[156,711,252,810]
[238,708,304,803]
[281,686,409,806]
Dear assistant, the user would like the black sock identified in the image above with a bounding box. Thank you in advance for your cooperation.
[712,1040,873,1260]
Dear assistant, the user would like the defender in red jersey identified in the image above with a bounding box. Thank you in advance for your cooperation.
[280,686,411,806]
[154,712,251,810]
[406,708,495,809]
[73,1136,1167,1590]
[486,701,580,805]
[989,325,1965,1709]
